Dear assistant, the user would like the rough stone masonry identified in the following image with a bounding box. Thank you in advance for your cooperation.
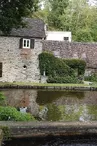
[42,40,97,75]
[0,36,42,83]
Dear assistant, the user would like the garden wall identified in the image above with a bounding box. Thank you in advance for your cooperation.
[42,41,97,74]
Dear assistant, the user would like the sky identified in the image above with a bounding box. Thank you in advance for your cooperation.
[87,0,97,6]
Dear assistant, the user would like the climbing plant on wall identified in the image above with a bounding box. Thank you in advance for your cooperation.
[39,52,74,77]
[63,59,86,76]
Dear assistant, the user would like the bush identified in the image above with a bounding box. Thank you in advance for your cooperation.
[0,106,36,121]
[63,59,86,76]
[39,52,75,77]
[84,73,97,82]
[47,76,82,84]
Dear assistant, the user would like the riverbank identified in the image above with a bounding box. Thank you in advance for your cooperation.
[0,121,97,138]
[0,82,97,91]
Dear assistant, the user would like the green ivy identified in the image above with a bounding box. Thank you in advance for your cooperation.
[39,52,75,77]
[63,59,86,76]
[39,52,86,83]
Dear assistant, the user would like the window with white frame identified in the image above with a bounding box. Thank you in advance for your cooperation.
[23,39,30,48]
[63,37,69,41]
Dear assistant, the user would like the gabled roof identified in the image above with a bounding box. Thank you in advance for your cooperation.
[0,18,46,38]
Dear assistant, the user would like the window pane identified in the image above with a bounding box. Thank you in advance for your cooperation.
[27,40,30,47]
[24,40,26,47]
[64,37,69,41]
[0,63,2,77]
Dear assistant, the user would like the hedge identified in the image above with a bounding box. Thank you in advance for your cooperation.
[47,76,82,84]
[39,52,86,83]
[39,52,75,77]
[63,59,86,76]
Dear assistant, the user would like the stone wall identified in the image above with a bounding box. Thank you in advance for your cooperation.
[0,37,42,82]
[42,41,97,70]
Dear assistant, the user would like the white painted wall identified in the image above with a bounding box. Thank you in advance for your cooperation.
[46,31,72,42]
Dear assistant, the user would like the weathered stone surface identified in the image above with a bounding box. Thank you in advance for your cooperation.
[42,41,97,72]
[0,37,42,82]
[0,121,97,138]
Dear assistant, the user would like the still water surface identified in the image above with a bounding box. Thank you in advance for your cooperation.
[1,89,97,122]
[1,89,97,146]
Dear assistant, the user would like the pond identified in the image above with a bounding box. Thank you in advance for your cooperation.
[1,89,97,122]
[4,135,97,146]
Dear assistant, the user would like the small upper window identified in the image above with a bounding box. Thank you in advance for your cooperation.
[63,37,69,41]
[20,38,35,49]
[23,39,30,49]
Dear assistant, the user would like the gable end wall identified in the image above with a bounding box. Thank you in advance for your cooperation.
[0,36,42,82]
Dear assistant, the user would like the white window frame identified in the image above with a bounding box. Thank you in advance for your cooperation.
[23,38,30,49]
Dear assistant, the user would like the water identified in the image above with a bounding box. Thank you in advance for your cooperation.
[4,135,97,146]
[1,89,97,122]
[1,89,97,145]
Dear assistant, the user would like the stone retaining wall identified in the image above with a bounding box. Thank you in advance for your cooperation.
[0,84,96,91]
[0,121,97,138]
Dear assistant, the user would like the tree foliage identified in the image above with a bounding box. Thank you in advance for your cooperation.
[47,0,69,30]
[0,0,39,34]
[37,0,97,42]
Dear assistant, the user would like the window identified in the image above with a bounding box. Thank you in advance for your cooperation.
[20,38,35,49]
[0,63,2,77]
[23,39,30,49]
[63,37,69,41]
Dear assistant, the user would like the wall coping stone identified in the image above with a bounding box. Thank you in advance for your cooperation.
[0,121,97,138]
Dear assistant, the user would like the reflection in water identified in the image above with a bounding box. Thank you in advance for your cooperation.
[4,135,97,146]
[1,89,97,121]
[37,90,85,105]
[39,104,97,122]
[0,89,39,116]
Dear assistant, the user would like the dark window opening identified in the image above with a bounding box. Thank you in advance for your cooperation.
[23,65,27,69]
[64,37,69,41]
[0,63,2,77]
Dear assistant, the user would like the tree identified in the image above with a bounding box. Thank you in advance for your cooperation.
[0,0,39,34]
[47,0,69,30]
[63,0,97,42]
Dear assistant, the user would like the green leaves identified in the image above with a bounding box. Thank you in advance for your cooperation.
[39,52,74,77]
[39,52,86,83]
[0,106,35,121]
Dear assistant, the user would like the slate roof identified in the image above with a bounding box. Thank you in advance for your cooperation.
[0,18,46,38]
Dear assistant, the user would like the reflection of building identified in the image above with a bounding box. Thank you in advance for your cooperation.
[46,31,71,42]
[4,89,39,116]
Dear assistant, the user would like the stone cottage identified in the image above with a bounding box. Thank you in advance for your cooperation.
[0,18,46,82]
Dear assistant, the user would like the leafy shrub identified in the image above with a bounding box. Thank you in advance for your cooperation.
[63,59,86,76]
[0,106,35,121]
[47,76,82,84]
[84,73,97,82]
[39,52,75,77]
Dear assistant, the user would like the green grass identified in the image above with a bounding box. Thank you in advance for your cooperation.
[0,81,91,87]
